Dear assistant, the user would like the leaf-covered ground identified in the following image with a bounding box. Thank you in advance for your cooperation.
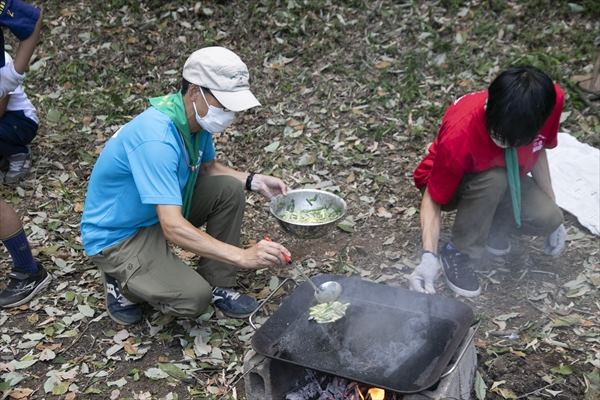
[0,1,599,399]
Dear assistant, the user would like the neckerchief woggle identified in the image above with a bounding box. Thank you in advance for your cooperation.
[504,147,522,228]
[149,92,201,219]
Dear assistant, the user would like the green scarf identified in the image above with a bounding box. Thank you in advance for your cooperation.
[504,147,522,228]
[149,92,201,219]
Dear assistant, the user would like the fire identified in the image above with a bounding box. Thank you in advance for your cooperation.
[284,371,396,400]
[357,386,385,400]
[367,388,385,400]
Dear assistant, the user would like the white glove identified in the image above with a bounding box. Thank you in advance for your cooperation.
[544,224,566,257]
[408,252,441,294]
[0,63,24,97]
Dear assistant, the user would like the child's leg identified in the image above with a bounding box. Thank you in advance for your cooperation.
[0,112,37,158]
[0,112,38,182]
[0,198,49,308]
[0,199,38,273]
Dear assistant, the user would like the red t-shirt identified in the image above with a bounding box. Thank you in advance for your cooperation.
[413,84,564,205]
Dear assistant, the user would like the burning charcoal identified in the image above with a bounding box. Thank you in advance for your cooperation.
[315,376,351,399]
[285,370,324,400]
[285,380,322,400]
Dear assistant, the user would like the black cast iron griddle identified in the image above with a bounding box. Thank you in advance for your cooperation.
[251,274,474,393]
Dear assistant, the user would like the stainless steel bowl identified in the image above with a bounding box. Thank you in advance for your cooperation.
[270,189,347,239]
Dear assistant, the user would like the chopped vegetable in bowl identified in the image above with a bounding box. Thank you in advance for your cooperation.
[270,189,347,238]
[279,207,343,224]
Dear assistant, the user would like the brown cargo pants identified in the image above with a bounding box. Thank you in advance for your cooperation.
[442,168,563,259]
[90,175,245,318]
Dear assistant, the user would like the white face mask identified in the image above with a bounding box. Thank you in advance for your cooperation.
[491,135,509,149]
[193,87,235,133]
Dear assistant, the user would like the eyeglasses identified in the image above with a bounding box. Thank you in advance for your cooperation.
[199,86,230,112]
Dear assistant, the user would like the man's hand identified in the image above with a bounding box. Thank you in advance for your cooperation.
[544,224,566,257]
[241,238,291,269]
[408,252,441,294]
[251,174,287,199]
[0,64,24,97]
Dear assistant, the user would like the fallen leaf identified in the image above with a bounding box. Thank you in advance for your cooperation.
[144,368,169,380]
[474,371,487,400]
[551,364,573,375]
[158,363,187,380]
[377,207,392,218]
[194,336,211,357]
[107,377,127,387]
[39,349,56,361]
[113,329,130,343]
[77,304,95,318]
[264,141,280,153]
[374,60,391,69]
[494,312,520,321]
[8,388,33,399]
[106,344,124,357]
[52,382,69,396]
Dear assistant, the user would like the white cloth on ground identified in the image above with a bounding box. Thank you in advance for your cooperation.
[547,132,600,236]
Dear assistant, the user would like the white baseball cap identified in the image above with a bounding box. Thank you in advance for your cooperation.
[182,47,261,112]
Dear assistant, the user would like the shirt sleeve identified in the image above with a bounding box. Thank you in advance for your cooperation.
[2,51,18,94]
[426,137,467,205]
[127,141,183,206]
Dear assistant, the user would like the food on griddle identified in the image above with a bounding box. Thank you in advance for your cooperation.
[308,301,350,323]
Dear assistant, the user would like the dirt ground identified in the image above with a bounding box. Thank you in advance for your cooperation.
[0,1,599,399]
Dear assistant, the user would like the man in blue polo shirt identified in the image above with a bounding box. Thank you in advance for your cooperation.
[81,47,291,325]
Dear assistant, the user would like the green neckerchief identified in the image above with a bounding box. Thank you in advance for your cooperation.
[504,147,522,227]
[149,92,200,219]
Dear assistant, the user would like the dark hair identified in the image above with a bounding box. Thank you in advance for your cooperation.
[180,78,212,97]
[486,66,556,147]
[181,78,191,95]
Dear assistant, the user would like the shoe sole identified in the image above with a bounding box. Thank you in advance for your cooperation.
[485,244,511,257]
[4,170,30,184]
[1,272,52,308]
[444,275,481,297]
[102,274,141,326]
[218,310,255,319]
[213,304,256,319]
[4,176,27,184]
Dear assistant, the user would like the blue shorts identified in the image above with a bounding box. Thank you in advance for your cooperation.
[0,110,37,156]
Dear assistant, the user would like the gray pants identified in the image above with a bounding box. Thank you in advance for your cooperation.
[90,175,245,318]
[443,168,563,259]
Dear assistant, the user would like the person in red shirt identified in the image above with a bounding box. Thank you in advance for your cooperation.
[409,66,566,297]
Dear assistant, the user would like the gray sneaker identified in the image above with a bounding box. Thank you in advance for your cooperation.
[211,287,259,318]
[0,264,51,308]
[4,151,31,184]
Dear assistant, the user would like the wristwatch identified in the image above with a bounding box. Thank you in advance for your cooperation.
[245,172,255,191]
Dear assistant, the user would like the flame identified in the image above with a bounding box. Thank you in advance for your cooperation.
[367,388,385,400]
